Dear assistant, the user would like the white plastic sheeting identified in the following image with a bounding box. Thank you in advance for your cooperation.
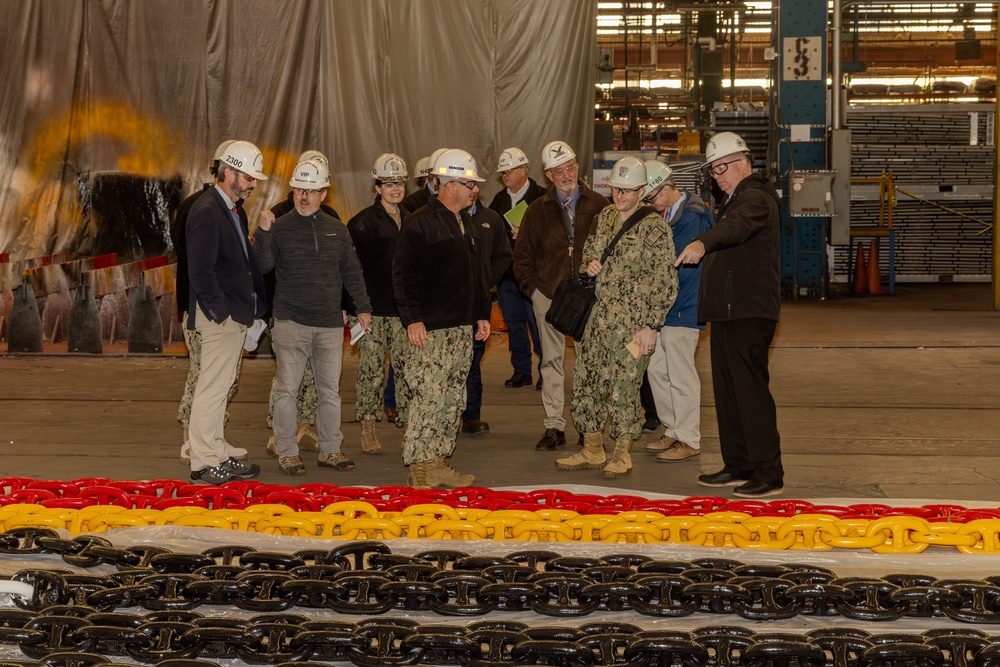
[0,0,598,261]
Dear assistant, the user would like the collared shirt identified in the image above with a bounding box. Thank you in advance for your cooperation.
[214,185,248,257]
[507,178,531,208]
[665,192,687,226]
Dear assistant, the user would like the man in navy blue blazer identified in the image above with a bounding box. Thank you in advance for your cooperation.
[186,140,270,485]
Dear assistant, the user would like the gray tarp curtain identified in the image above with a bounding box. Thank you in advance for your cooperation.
[0,0,597,262]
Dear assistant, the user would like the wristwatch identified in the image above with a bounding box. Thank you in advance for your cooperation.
[647,323,663,331]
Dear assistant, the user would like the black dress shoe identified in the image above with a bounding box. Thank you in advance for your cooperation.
[576,432,584,446]
[536,377,543,391]
[505,372,533,388]
[697,469,752,487]
[461,419,490,434]
[732,479,784,498]
[535,428,566,450]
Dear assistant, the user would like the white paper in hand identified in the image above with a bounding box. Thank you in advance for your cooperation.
[243,319,267,352]
[350,321,367,346]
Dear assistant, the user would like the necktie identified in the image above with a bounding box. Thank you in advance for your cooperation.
[562,198,575,245]
[230,206,248,257]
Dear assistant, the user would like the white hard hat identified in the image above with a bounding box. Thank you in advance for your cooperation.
[432,148,485,182]
[211,140,237,175]
[414,157,432,179]
[497,147,529,172]
[372,153,408,182]
[297,149,329,170]
[541,140,576,170]
[607,156,647,189]
[288,159,330,190]
[220,140,268,181]
[644,160,674,196]
[428,148,450,174]
[704,131,750,166]
[213,140,237,162]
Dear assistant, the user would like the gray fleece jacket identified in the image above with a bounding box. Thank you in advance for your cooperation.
[253,209,371,328]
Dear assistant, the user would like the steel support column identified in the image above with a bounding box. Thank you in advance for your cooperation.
[778,0,829,298]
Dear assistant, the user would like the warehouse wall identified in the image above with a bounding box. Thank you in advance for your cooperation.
[0,0,598,261]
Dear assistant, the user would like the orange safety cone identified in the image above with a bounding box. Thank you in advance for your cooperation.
[850,241,869,296]
[867,240,884,296]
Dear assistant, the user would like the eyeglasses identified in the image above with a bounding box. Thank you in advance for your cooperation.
[642,187,663,204]
[452,180,477,191]
[709,158,742,176]
[610,185,645,196]
[499,167,526,177]
[548,163,579,177]
[293,188,323,196]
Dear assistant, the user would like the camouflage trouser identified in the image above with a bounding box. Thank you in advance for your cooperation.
[570,315,650,441]
[401,326,471,465]
[352,315,409,423]
[177,314,240,429]
[267,361,317,428]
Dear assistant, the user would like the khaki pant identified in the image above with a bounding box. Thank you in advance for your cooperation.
[647,326,702,448]
[188,308,246,471]
[530,290,567,431]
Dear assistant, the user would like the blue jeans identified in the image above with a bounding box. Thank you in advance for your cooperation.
[497,276,540,376]
[272,319,344,456]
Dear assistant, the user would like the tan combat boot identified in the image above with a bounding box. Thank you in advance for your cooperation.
[360,419,382,455]
[407,461,430,489]
[603,439,635,478]
[296,422,320,451]
[556,432,606,470]
[425,456,475,488]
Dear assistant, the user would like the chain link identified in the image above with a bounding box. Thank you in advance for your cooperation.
[5,503,1000,552]
[0,610,997,666]
[2,531,1000,624]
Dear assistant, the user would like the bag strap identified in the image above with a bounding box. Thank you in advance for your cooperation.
[599,206,652,264]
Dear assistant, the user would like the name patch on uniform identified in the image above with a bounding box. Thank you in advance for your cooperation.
[644,228,665,247]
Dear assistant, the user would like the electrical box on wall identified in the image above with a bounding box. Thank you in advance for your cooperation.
[788,170,835,217]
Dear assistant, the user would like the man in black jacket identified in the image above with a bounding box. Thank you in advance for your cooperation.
[488,147,546,390]
[393,148,491,488]
[675,131,784,498]
[460,198,512,435]
[186,140,269,485]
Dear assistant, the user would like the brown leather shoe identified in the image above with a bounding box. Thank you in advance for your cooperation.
[655,441,700,462]
[535,428,566,450]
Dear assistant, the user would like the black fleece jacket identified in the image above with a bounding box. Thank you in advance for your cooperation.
[347,198,403,318]
[392,196,489,331]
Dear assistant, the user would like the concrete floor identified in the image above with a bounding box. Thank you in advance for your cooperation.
[1,283,999,504]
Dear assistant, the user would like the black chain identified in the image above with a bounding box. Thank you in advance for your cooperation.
[4,530,1000,624]
[0,612,997,667]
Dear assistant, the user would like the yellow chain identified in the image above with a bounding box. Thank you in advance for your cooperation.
[5,503,1000,554]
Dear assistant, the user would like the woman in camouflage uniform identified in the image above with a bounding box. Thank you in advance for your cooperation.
[556,156,678,479]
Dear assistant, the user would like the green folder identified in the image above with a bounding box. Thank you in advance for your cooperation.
[504,199,528,230]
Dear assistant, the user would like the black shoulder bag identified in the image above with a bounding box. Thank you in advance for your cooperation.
[545,207,648,340]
